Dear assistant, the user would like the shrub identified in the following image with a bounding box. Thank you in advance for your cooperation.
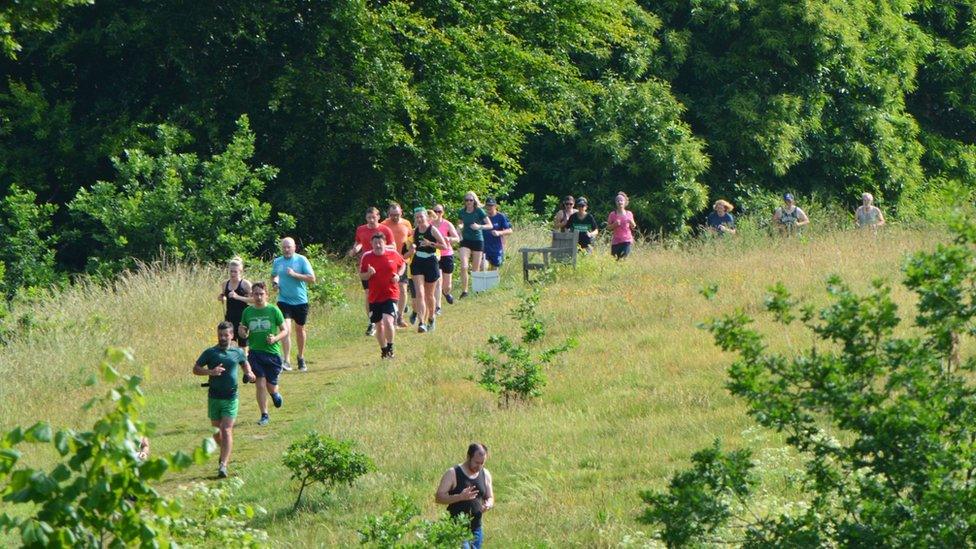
[283,432,373,511]
[304,243,349,308]
[0,348,231,547]
[358,495,471,548]
[640,216,976,546]
[166,478,268,547]
[68,115,294,276]
[475,288,576,405]
[0,185,58,300]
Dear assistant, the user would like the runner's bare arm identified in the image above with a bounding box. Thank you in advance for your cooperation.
[483,469,494,511]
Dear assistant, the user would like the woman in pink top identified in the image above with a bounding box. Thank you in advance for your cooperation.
[608,192,636,259]
[432,204,460,312]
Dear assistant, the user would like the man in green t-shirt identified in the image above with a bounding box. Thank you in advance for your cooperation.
[239,281,289,426]
[193,321,255,478]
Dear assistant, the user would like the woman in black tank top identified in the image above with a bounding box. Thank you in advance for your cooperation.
[408,209,449,333]
[218,258,252,347]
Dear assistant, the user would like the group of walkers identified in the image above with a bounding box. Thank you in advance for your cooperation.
[187,188,884,545]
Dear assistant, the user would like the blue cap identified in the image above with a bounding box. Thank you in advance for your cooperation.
[783,193,794,201]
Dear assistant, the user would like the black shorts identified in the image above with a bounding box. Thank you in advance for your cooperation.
[407,278,416,299]
[460,239,484,253]
[439,255,455,274]
[277,301,309,325]
[410,256,441,282]
[361,279,369,290]
[248,350,283,386]
[611,242,632,259]
[229,321,247,347]
[369,299,398,324]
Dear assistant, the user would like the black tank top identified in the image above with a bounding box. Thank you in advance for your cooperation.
[446,465,487,531]
[414,225,437,255]
[223,280,249,322]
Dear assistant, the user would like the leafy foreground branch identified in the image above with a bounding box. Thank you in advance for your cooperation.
[642,216,976,547]
[0,347,266,547]
[475,287,576,405]
[283,432,374,512]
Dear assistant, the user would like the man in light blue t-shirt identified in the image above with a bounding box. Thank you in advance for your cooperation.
[271,237,316,372]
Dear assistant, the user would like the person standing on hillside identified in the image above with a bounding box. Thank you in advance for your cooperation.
[554,195,577,231]
[773,193,810,235]
[706,200,736,236]
[360,232,406,359]
[408,208,449,333]
[239,282,288,426]
[855,192,885,229]
[482,197,513,270]
[457,192,493,298]
[435,443,495,549]
[608,192,636,259]
[271,237,315,372]
[348,207,396,337]
[218,257,252,352]
[193,321,256,478]
[381,203,414,327]
[432,204,460,312]
[565,197,598,253]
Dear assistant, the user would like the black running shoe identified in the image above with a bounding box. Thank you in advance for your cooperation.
[366,322,375,336]
[460,291,468,299]
[445,293,455,304]
[410,311,417,325]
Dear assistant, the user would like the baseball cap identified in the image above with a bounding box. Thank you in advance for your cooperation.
[485,197,497,206]
[783,193,794,201]
[413,206,426,214]
[576,197,588,207]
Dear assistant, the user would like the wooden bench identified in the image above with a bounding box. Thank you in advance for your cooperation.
[519,231,578,282]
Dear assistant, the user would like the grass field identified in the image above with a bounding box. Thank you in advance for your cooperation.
[0,225,947,546]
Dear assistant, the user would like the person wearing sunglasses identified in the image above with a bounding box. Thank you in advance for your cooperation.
[456,192,493,298]
[554,195,577,231]
[565,197,598,252]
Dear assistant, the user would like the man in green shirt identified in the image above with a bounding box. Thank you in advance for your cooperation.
[239,282,289,426]
[193,321,255,478]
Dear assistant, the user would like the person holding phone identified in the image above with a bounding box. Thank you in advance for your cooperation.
[435,443,494,549]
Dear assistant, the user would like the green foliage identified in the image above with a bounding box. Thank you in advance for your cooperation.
[358,495,471,548]
[68,115,292,276]
[642,217,976,546]
[166,478,268,547]
[303,244,348,308]
[0,185,58,300]
[476,288,576,404]
[0,0,91,58]
[501,193,551,227]
[283,432,374,512]
[0,347,220,547]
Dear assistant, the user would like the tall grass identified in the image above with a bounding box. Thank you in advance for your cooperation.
[0,224,949,546]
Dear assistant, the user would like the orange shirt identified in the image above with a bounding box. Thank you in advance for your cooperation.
[381,218,413,255]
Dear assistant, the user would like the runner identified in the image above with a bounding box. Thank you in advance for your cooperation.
[432,204,460,312]
[348,207,396,337]
[271,237,315,372]
[217,257,252,352]
[481,197,513,270]
[554,195,577,231]
[456,192,493,298]
[381,203,414,327]
[855,192,885,229]
[193,321,256,478]
[706,199,736,236]
[772,193,810,235]
[435,443,495,549]
[608,192,636,259]
[359,232,406,359]
[565,197,598,253]
[239,282,288,426]
[407,208,449,333]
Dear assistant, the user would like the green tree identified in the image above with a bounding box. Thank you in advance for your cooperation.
[68,115,291,275]
[641,216,976,546]
[0,185,58,300]
[0,0,91,58]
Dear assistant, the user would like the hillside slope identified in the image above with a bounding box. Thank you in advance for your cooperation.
[0,227,943,546]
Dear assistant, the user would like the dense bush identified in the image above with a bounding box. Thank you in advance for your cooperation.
[0,185,58,300]
[641,216,976,546]
[68,115,292,276]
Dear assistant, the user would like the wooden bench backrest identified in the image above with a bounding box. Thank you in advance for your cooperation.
[550,231,577,249]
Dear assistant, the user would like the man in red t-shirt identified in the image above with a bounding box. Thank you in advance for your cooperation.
[348,207,396,337]
[359,232,406,359]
